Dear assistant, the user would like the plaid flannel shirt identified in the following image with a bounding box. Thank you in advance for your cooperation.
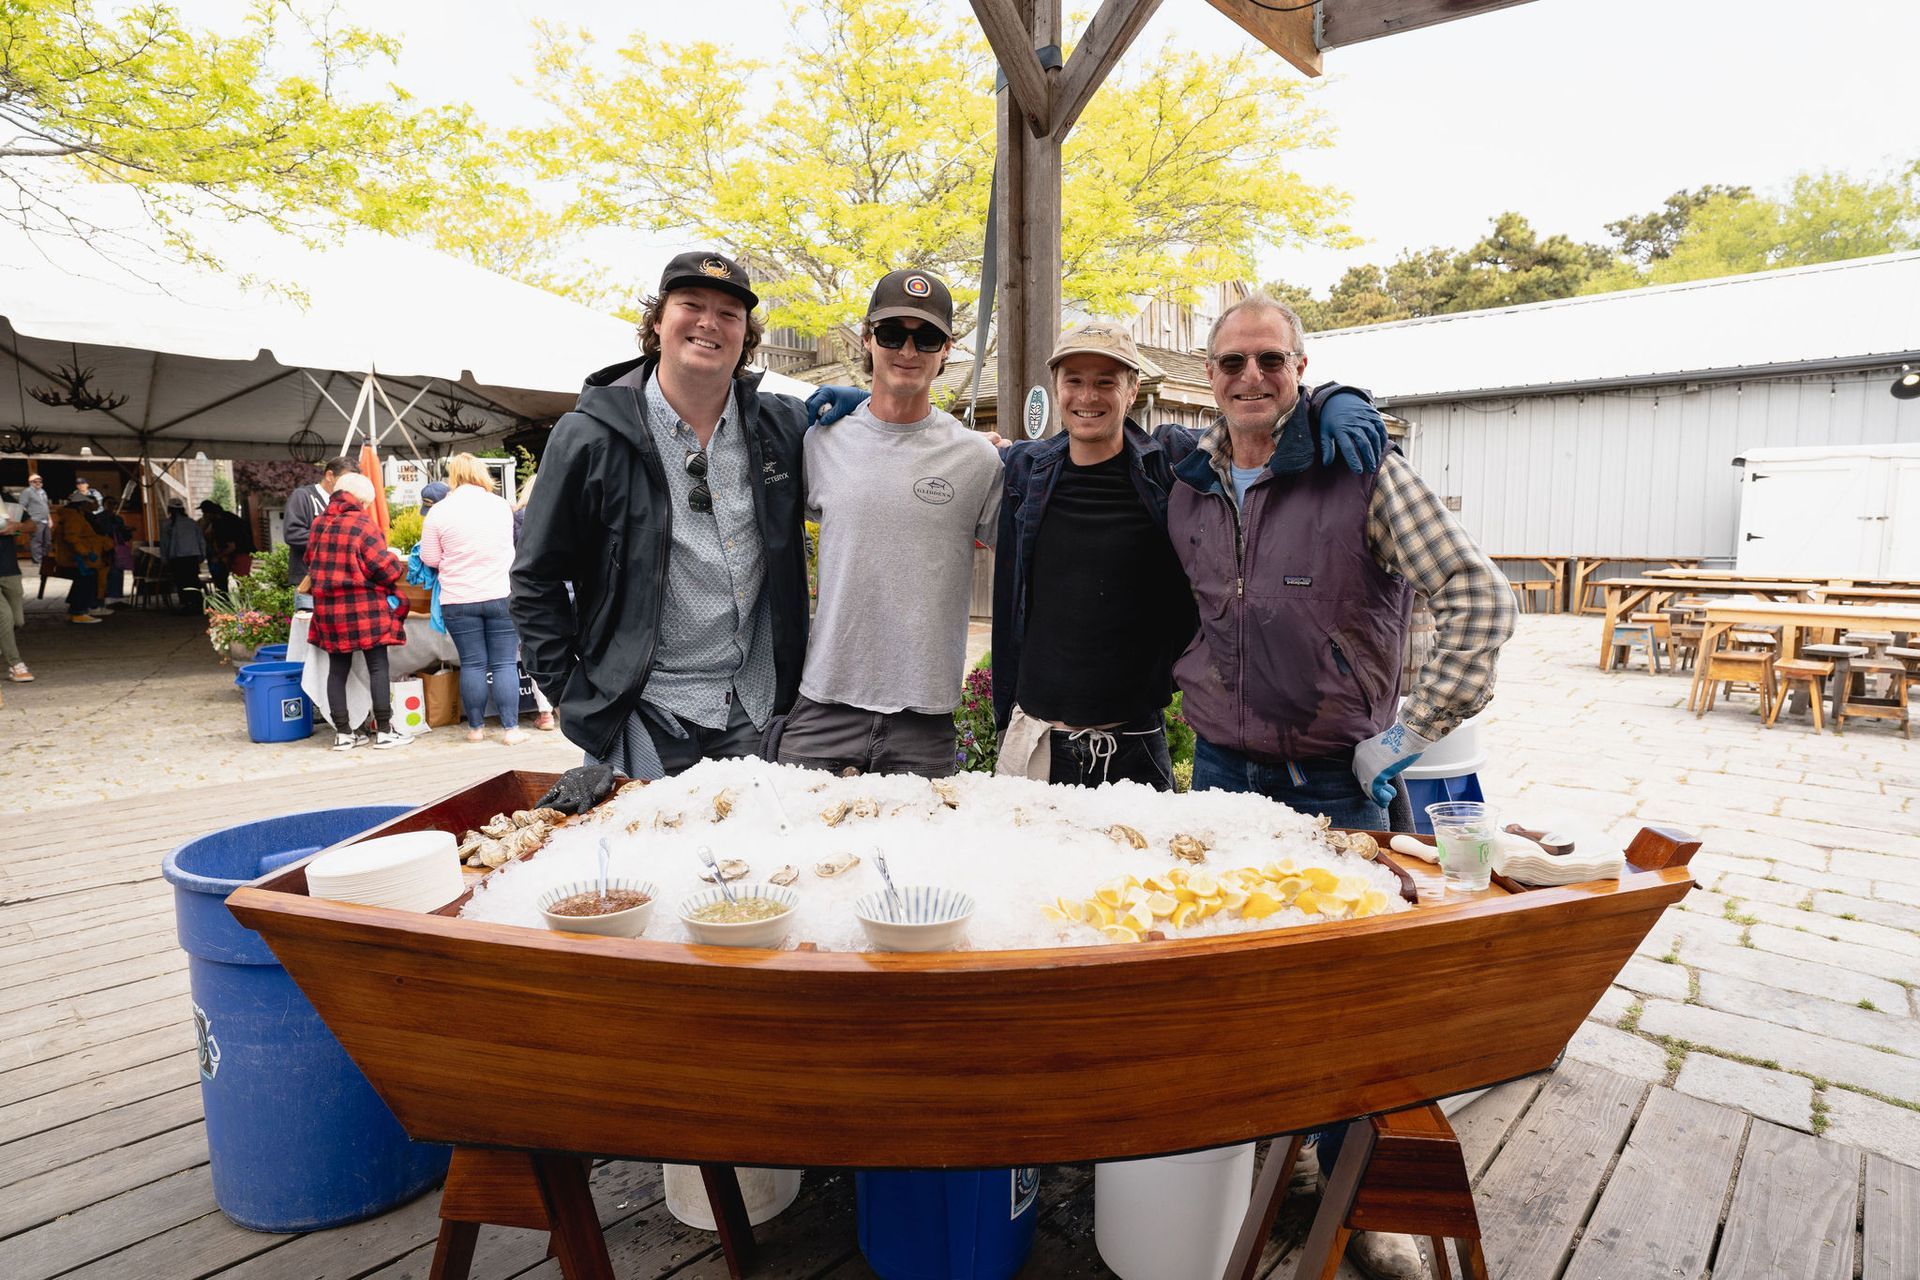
[306,493,407,653]
[1199,420,1514,742]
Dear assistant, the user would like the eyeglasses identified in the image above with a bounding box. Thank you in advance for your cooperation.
[1210,350,1300,376]
[684,450,712,514]
[872,321,948,353]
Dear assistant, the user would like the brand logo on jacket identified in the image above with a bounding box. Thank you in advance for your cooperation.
[1284,576,1312,587]
[913,477,955,505]
[761,458,790,486]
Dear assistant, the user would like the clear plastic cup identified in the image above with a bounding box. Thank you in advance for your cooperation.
[1426,802,1496,896]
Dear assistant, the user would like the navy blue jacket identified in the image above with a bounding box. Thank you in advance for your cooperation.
[990,419,1199,732]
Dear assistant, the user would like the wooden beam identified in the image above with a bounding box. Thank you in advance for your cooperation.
[970,0,1053,136]
[1320,0,1536,49]
[994,0,1063,436]
[1052,0,1166,139]
[1201,0,1321,78]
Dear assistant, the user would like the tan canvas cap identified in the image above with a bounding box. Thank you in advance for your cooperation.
[1048,321,1142,373]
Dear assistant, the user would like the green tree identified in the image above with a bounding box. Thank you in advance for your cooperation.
[1,0,482,257]
[1604,184,1752,265]
[1640,166,1920,285]
[517,0,1351,333]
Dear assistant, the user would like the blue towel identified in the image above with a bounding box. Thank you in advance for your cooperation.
[405,548,446,633]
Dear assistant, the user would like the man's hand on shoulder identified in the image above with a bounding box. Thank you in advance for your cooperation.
[1319,391,1387,475]
[806,385,869,427]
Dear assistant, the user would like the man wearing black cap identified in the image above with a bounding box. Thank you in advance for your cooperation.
[774,269,1002,779]
[512,251,861,795]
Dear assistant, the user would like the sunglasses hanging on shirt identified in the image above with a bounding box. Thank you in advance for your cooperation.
[684,450,713,514]
[871,322,948,353]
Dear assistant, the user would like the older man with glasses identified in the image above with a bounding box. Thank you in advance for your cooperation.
[775,269,1003,779]
[510,251,862,806]
[1168,294,1513,1279]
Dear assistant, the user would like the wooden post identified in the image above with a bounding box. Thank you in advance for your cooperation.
[993,0,1062,438]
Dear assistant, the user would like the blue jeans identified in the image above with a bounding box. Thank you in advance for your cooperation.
[1190,736,1387,830]
[442,597,520,730]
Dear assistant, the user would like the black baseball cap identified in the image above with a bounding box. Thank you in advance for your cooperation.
[657,251,758,309]
[867,269,953,338]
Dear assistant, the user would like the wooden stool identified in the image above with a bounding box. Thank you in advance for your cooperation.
[1835,655,1911,737]
[1629,611,1672,666]
[1669,623,1705,672]
[1610,622,1662,674]
[1511,579,1557,614]
[1767,658,1833,732]
[1289,1106,1487,1280]
[1692,648,1773,718]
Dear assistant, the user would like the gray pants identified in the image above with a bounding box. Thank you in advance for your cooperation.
[776,694,959,779]
[0,575,21,667]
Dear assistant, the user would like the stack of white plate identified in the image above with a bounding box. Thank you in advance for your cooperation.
[305,830,464,912]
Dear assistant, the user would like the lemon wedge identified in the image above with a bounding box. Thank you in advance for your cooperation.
[1145,891,1179,918]
[1186,869,1220,897]
[1270,875,1311,899]
[1241,891,1283,920]
[1171,900,1200,929]
[1101,924,1140,944]
[1357,890,1390,916]
[1294,889,1328,915]
[1086,898,1117,927]
[1302,867,1340,893]
[1125,902,1155,933]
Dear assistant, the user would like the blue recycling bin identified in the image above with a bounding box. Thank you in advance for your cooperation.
[235,660,313,742]
[1398,703,1487,835]
[253,643,289,663]
[162,807,451,1232]
[856,1168,1040,1280]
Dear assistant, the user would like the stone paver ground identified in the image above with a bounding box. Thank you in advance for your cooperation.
[1479,612,1919,1170]
[7,571,1916,1165]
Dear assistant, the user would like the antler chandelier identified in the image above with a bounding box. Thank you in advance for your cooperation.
[420,395,486,437]
[28,347,129,413]
[0,426,59,455]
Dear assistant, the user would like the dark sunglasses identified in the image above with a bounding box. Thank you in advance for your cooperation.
[872,321,947,353]
[1211,350,1299,376]
[684,450,712,514]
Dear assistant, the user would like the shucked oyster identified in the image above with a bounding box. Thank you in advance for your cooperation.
[768,865,800,887]
[1323,830,1381,861]
[653,810,685,831]
[1106,824,1148,850]
[931,779,960,809]
[712,789,739,822]
[480,813,517,839]
[820,798,881,828]
[1168,833,1210,864]
[698,858,751,883]
[814,851,861,878]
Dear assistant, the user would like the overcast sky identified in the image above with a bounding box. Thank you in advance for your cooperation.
[170,0,1920,294]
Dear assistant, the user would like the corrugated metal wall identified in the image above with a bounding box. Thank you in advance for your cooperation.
[1398,366,1920,558]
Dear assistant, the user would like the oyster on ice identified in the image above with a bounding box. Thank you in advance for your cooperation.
[712,789,739,822]
[1168,833,1210,864]
[814,851,861,878]
[1106,824,1148,850]
[931,779,960,809]
[698,858,751,883]
[768,865,800,887]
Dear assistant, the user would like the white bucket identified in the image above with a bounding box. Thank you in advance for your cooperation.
[1094,1143,1256,1280]
[662,1163,803,1230]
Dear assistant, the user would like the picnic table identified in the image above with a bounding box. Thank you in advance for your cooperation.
[1490,555,1568,612]
[1596,577,1813,670]
[1689,599,1920,722]
[1571,557,1700,614]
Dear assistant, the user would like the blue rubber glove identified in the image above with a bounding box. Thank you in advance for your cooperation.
[806,384,870,427]
[1351,721,1433,808]
[1318,391,1386,475]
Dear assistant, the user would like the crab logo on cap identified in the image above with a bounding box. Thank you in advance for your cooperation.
[700,258,733,279]
[904,275,932,297]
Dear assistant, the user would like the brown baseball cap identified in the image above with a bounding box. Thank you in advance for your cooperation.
[867,269,954,337]
[658,250,758,309]
[1048,321,1143,373]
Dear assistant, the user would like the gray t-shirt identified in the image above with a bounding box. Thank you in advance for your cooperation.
[802,402,1002,714]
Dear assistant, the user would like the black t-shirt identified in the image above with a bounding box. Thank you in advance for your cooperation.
[1015,451,1190,726]
[0,520,20,578]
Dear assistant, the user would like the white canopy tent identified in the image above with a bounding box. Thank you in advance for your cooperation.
[0,183,817,472]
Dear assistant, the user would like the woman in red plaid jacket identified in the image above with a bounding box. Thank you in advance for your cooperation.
[307,473,410,751]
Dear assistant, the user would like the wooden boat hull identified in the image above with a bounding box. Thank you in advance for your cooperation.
[227,771,1692,1169]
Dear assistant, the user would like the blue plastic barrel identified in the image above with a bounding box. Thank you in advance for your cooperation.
[235,661,313,742]
[856,1168,1040,1280]
[254,643,289,663]
[1406,774,1487,835]
[162,807,451,1231]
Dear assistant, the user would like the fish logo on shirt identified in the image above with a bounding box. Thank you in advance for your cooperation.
[913,477,955,505]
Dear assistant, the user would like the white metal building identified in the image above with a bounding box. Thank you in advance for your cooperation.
[1303,253,1920,562]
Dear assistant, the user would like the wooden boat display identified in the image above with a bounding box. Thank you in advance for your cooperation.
[226,768,1697,1277]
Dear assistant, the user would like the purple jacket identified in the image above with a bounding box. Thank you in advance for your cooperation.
[1167,395,1410,762]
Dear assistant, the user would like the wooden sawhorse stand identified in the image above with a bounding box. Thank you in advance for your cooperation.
[428,1147,758,1280]
[1224,1105,1486,1280]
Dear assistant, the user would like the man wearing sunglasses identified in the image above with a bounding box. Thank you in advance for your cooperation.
[1171,294,1514,825]
[775,269,1002,778]
[511,251,863,798]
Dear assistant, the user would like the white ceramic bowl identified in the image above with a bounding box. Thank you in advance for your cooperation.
[677,883,800,949]
[852,886,976,953]
[538,878,659,938]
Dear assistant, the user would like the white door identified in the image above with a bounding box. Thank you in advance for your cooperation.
[1735,457,1877,578]
[1884,459,1920,579]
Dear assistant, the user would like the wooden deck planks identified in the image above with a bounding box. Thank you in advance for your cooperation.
[1472,1060,1646,1280]
[1864,1154,1920,1280]
[1451,1074,1549,1182]
[0,1166,246,1280]
[1560,1087,1745,1280]
[1714,1120,1859,1280]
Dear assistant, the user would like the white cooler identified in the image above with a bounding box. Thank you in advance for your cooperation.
[1095,1143,1256,1280]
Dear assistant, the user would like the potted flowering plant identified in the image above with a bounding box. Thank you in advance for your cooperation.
[204,545,295,663]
